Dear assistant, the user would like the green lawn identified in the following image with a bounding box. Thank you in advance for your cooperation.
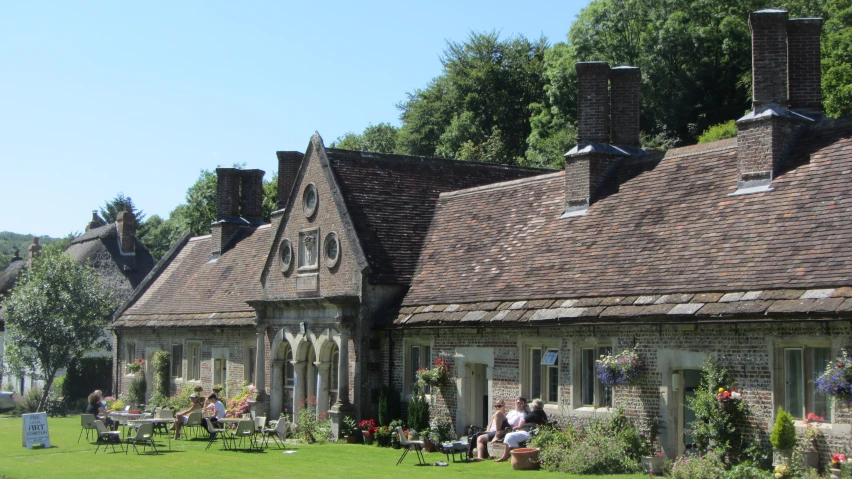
[0,414,648,479]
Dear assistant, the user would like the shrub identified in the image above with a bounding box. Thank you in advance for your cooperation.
[13,386,43,415]
[698,120,737,144]
[149,350,170,403]
[225,383,256,418]
[531,411,647,474]
[51,376,68,399]
[407,394,429,432]
[722,462,773,479]
[770,407,797,450]
[66,357,112,400]
[669,452,726,479]
[378,383,402,426]
[688,358,747,462]
[127,375,146,406]
[296,395,331,443]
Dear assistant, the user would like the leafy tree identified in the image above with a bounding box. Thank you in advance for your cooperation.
[3,249,116,411]
[137,214,181,261]
[698,120,738,143]
[331,123,401,153]
[822,0,852,118]
[396,32,549,164]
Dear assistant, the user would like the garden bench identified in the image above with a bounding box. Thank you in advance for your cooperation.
[46,397,69,418]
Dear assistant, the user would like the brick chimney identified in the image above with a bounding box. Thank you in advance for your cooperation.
[563,62,642,217]
[86,210,104,232]
[211,167,244,260]
[276,151,304,210]
[610,66,641,147]
[116,202,136,255]
[239,169,265,226]
[787,18,824,116]
[27,237,41,269]
[734,10,817,193]
[576,62,610,144]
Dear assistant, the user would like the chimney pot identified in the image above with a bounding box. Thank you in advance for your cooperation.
[239,169,265,225]
[787,18,824,116]
[576,62,611,144]
[215,168,241,220]
[610,66,642,147]
[116,203,137,255]
[749,10,790,109]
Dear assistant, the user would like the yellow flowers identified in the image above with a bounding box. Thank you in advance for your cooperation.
[774,465,790,479]
[718,387,725,392]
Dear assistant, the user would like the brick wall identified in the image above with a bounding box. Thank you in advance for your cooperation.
[736,115,801,185]
[383,321,852,460]
[787,18,824,115]
[576,62,610,144]
[750,10,789,109]
[610,66,641,147]
[276,151,304,209]
[239,169,265,224]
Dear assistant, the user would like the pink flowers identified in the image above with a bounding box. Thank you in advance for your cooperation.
[716,387,742,402]
[832,454,847,467]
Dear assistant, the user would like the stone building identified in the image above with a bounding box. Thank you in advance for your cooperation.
[112,8,852,459]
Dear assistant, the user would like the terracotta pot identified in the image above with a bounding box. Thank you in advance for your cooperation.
[510,448,540,471]
[423,439,437,453]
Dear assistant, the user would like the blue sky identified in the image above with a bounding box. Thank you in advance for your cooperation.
[1,0,587,237]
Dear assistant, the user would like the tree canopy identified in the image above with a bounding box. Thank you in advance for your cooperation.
[3,249,116,411]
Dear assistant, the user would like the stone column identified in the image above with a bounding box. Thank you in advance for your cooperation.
[270,360,285,419]
[292,361,307,425]
[255,327,267,398]
[316,362,330,416]
[328,327,355,440]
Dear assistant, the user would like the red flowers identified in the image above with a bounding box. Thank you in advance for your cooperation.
[359,418,378,437]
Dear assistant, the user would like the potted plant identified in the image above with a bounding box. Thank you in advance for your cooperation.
[716,387,743,414]
[359,419,377,445]
[830,454,847,478]
[341,416,359,444]
[799,412,824,470]
[126,358,145,375]
[429,416,455,445]
[416,357,451,390]
[420,429,438,452]
[389,419,404,449]
[641,420,665,476]
[596,349,642,387]
[771,407,797,466]
[375,425,391,447]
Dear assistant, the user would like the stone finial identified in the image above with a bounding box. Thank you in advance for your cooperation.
[27,237,42,269]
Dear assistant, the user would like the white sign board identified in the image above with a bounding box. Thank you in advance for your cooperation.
[22,412,51,449]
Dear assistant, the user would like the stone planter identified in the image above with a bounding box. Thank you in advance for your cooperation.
[801,450,819,470]
[773,448,793,466]
[830,468,842,479]
[642,456,666,475]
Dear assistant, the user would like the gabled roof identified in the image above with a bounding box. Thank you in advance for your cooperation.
[0,257,26,298]
[323,148,548,284]
[403,119,852,307]
[115,225,272,327]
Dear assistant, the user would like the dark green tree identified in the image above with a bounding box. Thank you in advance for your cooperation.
[99,192,146,225]
[822,0,852,118]
[331,123,401,153]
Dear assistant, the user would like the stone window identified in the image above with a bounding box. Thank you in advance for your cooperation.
[324,232,340,268]
[125,341,136,374]
[187,341,202,381]
[299,230,319,271]
[171,344,183,378]
[522,343,560,406]
[775,344,832,421]
[279,239,293,273]
[577,345,612,409]
[282,344,294,416]
[302,183,318,218]
[329,345,339,407]
[405,341,432,395]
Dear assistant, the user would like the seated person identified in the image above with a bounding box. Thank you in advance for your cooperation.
[506,397,527,428]
[494,398,548,462]
[204,393,226,426]
[172,394,203,440]
[471,400,510,461]
[86,393,117,431]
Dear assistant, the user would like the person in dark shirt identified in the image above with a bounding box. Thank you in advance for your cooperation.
[86,393,117,430]
[494,398,548,462]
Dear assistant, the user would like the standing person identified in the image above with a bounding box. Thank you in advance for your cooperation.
[471,400,510,461]
[204,393,226,426]
[494,399,548,462]
[172,394,203,440]
[86,393,118,430]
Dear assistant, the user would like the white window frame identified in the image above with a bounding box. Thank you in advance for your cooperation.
[572,342,613,411]
[775,341,833,422]
[187,341,202,382]
[404,339,432,397]
[521,341,560,409]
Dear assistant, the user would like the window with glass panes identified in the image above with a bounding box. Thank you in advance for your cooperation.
[188,342,201,381]
[171,344,183,378]
[580,346,612,408]
[247,347,256,384]
[329,346,339,408]
[783,346,831,420]
[409,344,431,394]
[529,348,559,403]
[283,345,294,415]
[125,342,136,372]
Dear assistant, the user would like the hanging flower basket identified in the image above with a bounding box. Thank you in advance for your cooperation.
[716,387,743,413]
[816,350,852,404]
[596,349,642,387]
[417,357,451,389]
[126,359,145,375]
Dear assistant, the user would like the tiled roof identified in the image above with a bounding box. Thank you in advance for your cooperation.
[326,149,547,284]
[392,287,852,326]
[115,225,271,327]
[0,257,26,297]
[403,120,852,306]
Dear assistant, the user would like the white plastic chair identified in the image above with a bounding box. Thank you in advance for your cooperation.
[93,420,123,454]
[262,419,288,449]
[229,420,257,450]
[78,414,97,443]
[203,418,227,450]
[184,411,203,438]
[396,426,425,465]
[125,422,157,455]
